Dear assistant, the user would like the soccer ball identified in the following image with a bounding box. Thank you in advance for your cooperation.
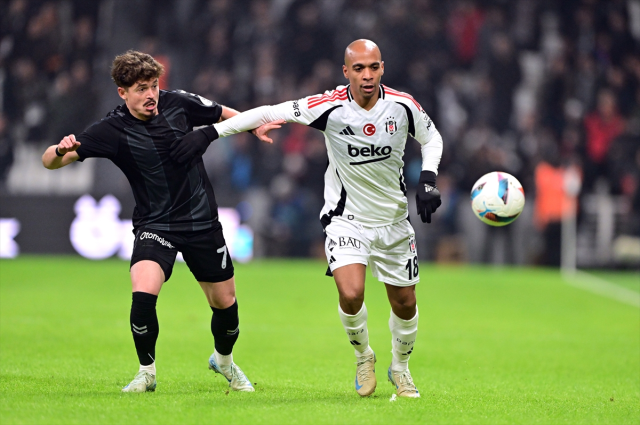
[470,172,525,227]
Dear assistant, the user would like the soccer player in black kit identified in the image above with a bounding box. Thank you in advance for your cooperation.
[42,50,283,393]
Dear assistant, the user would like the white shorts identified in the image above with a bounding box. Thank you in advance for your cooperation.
[324,217,420,287]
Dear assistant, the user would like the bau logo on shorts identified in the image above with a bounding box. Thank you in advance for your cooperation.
[139,231,175,249]
[338,237,362,249]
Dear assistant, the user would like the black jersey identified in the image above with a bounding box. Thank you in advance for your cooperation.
[76,90,223,232]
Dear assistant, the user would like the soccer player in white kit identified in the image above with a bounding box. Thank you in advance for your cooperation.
[171,40,443,398]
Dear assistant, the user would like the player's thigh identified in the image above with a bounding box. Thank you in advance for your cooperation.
[370,220,419,287]
[130,228,179,291]
[131,261,166,295]
[324,219,372,274]
[181,225,234,284]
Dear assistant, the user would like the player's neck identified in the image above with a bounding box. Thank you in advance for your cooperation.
[351,87,380,111]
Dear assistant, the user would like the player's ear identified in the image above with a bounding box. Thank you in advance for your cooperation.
[380,61,384,75]
[342,64,349,80]
[117,86,127,101]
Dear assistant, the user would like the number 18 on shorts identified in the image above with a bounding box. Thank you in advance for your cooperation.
[324,218,419,287]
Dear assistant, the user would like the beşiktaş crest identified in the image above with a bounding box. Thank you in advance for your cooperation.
[409,235,416,254]
[385,116,397,135]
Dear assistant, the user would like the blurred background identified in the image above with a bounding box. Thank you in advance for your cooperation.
[0,0,639,269]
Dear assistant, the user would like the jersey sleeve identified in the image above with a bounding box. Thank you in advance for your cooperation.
[173,90,222,127]
[414,107,443,174]
[213,87,348,137]
[399,98,442,175]
[75,121,119,162]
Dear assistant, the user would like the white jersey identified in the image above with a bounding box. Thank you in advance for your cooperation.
[214,84,443,227]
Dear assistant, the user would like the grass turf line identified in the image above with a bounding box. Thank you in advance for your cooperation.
[0,257,638,424]
[579,270,640,293]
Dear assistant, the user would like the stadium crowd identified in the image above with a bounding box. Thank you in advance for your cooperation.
[1,0,639,265]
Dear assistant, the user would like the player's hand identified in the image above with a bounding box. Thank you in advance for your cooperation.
[170,126,219,168]
[58,134,81,154]
[251,119,286,144]
[415,170,442,224]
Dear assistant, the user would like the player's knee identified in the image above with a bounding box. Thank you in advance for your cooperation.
[390,294,416,313]
[340,291,364,311]
[209,292,235,309]
[201,278,236,309]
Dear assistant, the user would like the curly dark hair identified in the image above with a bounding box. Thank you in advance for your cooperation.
[110,50,164,88]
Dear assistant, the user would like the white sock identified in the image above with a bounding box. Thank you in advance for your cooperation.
[338,303,372,357]
[389,307,418,372]
[214,350,233,367]
[139,362,156,375]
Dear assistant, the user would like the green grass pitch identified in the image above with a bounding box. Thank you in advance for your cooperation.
[1,257,638,424]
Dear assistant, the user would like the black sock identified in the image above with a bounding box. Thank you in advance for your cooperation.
[211,300,239,356]
[130,292,159,366]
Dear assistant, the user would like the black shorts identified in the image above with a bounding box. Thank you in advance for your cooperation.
[130,225,234,283]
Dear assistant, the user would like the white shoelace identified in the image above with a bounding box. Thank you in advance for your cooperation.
[356,356,375,382]
[395,370,417,392]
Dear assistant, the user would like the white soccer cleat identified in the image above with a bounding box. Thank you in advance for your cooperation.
[208,353,255,392]
[355,351,377,396]
[388,366,420,398]
[122,370,156,393]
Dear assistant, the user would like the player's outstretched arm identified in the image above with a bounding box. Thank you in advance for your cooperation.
[170,103,294,167]
[42,134,81,169]
[218,105,286,144]
[218,105,242,122]
[251,119,286,144]
[214,104,294,138]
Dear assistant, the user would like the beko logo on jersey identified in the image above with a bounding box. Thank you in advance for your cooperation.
[140,232,175,249]
[347,144,392,165]
[292,100,301,117]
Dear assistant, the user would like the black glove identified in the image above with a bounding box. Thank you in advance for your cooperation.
[415,170,442,223]
[170,126,219,168]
